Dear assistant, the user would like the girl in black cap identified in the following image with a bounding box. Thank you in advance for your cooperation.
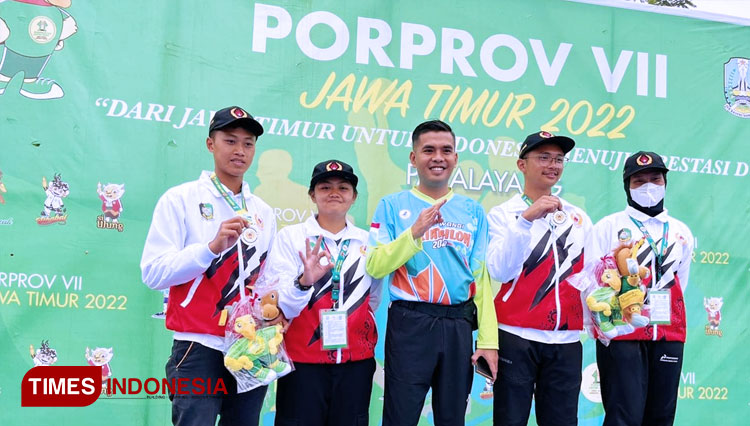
[262,160,382,426]
[586,151,695,426]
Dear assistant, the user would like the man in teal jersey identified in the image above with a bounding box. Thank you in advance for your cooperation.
[367,119,498,426]
[0,0,77,99]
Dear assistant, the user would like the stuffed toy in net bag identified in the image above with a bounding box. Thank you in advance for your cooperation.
[583,241,651,345]
[222,240,293,392]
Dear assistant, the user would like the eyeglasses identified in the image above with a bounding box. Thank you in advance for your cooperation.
[524,154,568,166]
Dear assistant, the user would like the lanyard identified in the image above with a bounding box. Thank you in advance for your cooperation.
[521,194,533,207]
[316,238,351,309]
[210,173,247,214]
[629,217,669,281]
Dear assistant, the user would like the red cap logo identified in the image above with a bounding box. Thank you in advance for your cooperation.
[326,161,341,171]
[636,154,653,166]
[539,131,554,138]
[230,108,248,119]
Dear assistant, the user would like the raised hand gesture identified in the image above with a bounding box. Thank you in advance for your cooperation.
[411,199,447,239]
[208,216,249,254]
[298,236,334,286]
[521,195,563,222]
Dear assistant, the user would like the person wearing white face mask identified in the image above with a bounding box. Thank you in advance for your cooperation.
[586,151,695,426]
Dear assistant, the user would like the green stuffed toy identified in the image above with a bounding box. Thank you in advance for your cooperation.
[586,241,651,341]
[224,314,291,384]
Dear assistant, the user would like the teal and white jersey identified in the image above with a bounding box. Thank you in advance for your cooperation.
[367,188,488,305]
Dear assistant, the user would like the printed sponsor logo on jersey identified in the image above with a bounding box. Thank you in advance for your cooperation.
[421,225,471,247]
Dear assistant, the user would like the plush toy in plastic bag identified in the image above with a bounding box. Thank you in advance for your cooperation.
[583,241,651,345]
[222,240,293,393]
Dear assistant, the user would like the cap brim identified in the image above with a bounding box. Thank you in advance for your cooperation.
[546,136,575,154]
[310,171,358,189]
[519,135,575,158]
[623,165,670,180]
[213,117,264,137]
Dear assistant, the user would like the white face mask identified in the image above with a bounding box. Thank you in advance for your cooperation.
[630,182,665,207]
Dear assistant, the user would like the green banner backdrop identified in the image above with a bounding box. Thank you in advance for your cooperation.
[1,0,748,424]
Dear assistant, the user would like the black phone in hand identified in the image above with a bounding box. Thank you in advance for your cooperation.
[475,355,493,380]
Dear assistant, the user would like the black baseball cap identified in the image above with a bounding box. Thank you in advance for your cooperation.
[623,151,669,181]
[519,131,575,158]
[209,106,264,137]
[309,160,358,191]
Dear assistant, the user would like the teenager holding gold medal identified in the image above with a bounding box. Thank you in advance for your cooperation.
[486,131,592,426]
[587,152,694,426]
[141,106,276,426]
[263,160,382,426]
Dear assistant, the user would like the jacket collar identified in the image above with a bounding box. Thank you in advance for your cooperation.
[303,215,364,243]
[626,205,669,223]
[200,170,251,200]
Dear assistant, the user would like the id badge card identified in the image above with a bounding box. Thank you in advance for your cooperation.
[320,309,348,350]
[648,290,671,325]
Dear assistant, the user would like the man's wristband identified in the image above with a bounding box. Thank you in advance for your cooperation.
[294,274,312,291]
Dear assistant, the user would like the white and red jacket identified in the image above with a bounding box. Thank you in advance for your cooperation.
[588,206,694,342]
[487,194,592,344]
[264,216,382,364]
[140,171,276,350]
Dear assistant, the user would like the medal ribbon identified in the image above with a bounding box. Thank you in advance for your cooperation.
[629,217,669,282]
[210,173,247,214]
[316,238,351,309]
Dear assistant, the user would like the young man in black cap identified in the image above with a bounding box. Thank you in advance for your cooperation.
[141,106,276,426]
[367,119,498,426]
[486,130,592,426]
[587,151,694,426]
[263,159,383,426]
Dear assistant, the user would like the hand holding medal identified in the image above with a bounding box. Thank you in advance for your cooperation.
[521,195,564,222]
[208,216,250,254]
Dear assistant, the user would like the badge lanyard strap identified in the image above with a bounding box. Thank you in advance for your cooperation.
[629,217,669,283]
[522,194,562,328]
[210,173,248,214]
[211,173,256,304]
[318,238,351,310]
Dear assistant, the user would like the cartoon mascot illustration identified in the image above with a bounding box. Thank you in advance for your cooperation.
[40,173,69,218]
[704,297,723,330]
[0,0,78,99]
[30,340,58,366]
[85,346,113,391]
[97,182,124,222]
